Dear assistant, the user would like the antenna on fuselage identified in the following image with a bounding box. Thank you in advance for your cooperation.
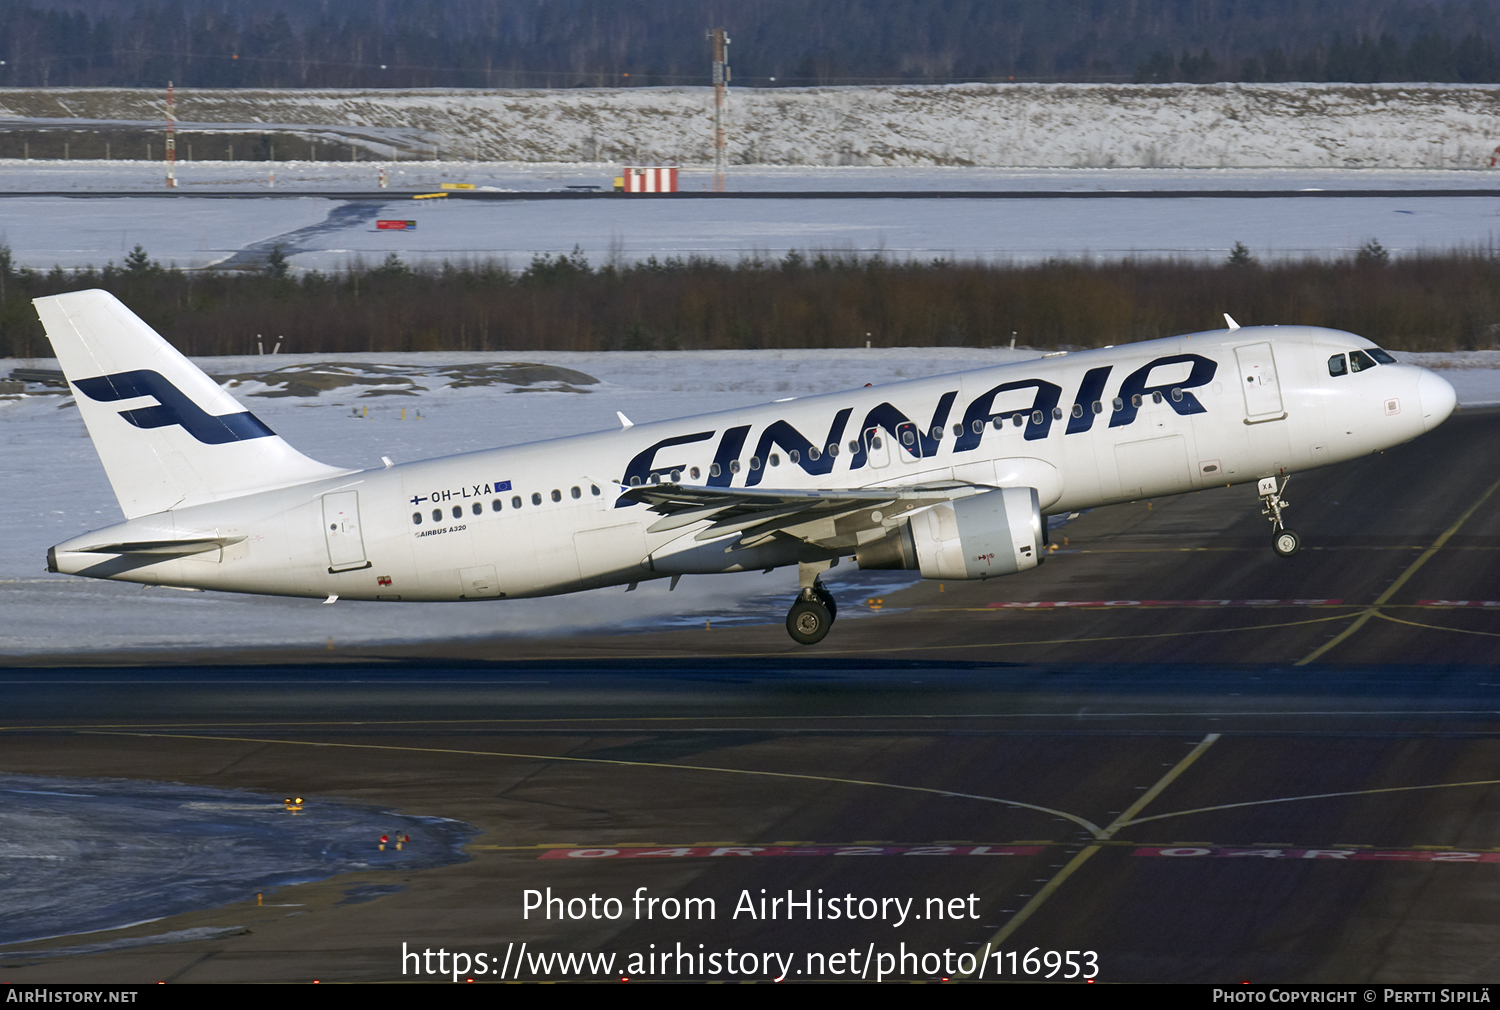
[1224,313,1241,331]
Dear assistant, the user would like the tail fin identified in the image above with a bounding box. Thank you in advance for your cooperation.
[34,289,349,518]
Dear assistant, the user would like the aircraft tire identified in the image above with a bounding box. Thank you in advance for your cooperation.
[1272,529,1301,557]
[786,598,833,645]
[813,582,838,622]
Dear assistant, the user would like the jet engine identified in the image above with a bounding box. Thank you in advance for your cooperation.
[857,487,1044,580]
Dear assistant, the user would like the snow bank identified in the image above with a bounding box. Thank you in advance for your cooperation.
[4,83,1500,169]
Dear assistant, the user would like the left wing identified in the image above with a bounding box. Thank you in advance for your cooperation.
[620,480,989,551]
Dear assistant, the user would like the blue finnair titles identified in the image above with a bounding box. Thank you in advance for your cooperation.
[618,352,1221,494]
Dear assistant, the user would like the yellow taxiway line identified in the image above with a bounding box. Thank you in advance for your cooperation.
[1296,474,1500,666]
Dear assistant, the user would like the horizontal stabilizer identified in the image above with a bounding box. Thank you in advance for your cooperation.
[73,537,246,556]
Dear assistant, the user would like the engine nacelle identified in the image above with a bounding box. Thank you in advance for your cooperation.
[858,487,1044,580]
[914,487,1044,579]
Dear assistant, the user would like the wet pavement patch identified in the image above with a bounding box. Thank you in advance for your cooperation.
[0,774,473,948]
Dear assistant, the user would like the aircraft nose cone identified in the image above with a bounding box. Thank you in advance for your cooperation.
[1417,368,1457,431]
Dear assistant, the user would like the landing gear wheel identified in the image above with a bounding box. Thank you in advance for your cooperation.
[786,598,833,645]
[1273,529,1301,557]
[812,581,838,622]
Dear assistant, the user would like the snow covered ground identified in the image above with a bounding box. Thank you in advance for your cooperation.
[6,83,1500,169]
[4,164,1500,270]
[1,346,1496,658]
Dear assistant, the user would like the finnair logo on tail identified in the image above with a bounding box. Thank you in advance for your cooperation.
[73,369,276,445]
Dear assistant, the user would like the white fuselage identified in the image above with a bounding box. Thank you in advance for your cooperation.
[49,326,1455,602]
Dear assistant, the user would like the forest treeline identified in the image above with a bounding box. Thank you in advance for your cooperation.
[8,0,1500,88]
[1,244,1496,359]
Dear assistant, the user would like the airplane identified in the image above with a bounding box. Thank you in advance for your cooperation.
[36,290,1457,645]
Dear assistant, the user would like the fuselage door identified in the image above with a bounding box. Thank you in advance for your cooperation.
[894,421,922,462]
[1234,342,1286,421]
[322,491,369,572]
[864,427,892,468]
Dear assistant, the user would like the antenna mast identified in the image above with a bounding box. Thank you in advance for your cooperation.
[165,80,177,189]
[708,28,730,193]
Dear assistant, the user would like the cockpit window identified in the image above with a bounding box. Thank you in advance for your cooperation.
[1349,350,1377,372]
[1367,347,1397,364]
[1328,354,1347,377]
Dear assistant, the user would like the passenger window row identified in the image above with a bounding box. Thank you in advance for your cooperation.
[630,466,704,486]
[412,483,601,525]
[616,387,1207,490]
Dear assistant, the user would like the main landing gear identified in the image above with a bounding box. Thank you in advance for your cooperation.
[786,562,838,645]
[1258,476,1301,557]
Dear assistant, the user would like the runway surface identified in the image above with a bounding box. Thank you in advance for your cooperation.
[3,409,1499,983]
[8,174,1500,270]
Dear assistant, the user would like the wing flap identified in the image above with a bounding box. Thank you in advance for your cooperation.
[623,480,988,549]
[692,502,823,541]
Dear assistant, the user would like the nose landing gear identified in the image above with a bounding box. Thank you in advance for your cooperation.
[1259,476,1301,557]
[786,562,838,645]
